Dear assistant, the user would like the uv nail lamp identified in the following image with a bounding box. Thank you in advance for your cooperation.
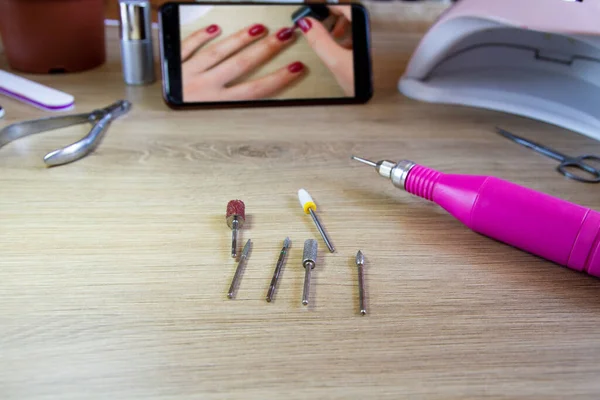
[398,0,600,141]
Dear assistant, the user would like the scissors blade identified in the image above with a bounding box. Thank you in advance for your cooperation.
[495,127,568,162]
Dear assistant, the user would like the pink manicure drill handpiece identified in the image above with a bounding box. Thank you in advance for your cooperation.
[352,156,600,278]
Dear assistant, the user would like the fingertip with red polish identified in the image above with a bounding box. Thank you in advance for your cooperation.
[206,24,219,34]
[249,24,267,36]
[296,18,312,33]
[288,61,305,73]
[276,27,295,42]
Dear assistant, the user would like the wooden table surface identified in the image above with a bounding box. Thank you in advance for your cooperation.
[2,5,600,399]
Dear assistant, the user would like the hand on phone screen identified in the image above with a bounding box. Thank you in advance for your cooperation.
[296,6,354,97]
[181,23,306,102]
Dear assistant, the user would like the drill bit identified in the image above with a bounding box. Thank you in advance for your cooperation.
[351,155,416,189]
[298,189,335,253]
[227,239,251,299]
[266,237,291,302]
[226,200,246,258]
[356,250,366,315]
[302,239,318,306]
[351,156,377,167]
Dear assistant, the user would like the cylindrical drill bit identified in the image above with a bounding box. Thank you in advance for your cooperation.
[227,239,251,299]
[226,200,246,258]
[266,237,291,302]
[356,250,366,315]
[298,189,335,253]
[302,239,318,306]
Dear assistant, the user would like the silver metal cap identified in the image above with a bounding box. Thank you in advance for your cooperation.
[120,0,152,41]
[390,160,417,189]
[302,239,318,267]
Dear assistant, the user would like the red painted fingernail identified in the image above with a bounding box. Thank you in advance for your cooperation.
[288,61,304,73]
[206,24,219,34]
[276,27,294,42]
[249,24,266,36]
[297,18,312,33]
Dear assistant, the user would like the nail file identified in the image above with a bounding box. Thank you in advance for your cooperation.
[0,70,75,112]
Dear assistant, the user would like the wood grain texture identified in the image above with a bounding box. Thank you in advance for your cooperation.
[2,4,600,399]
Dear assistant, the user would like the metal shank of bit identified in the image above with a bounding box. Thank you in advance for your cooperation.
[230,217,239,258]
[302,262,313,306]
[227,239,251,299]
[266,237,291,302]
[302,239,318,306]
[351,156,377,167]
[356,250,366,315]
[308,208,335,253]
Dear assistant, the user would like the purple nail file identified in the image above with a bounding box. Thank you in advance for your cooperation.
[0,70,74,112]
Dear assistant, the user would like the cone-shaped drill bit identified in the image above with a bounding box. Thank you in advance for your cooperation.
[227,239,251,299]
[266,237,291,302]
[356,250,366,315]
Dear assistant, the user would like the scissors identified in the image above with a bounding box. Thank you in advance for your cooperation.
[495,127,600,184]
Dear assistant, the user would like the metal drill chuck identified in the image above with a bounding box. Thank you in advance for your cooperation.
[376,159,416,189]
[351,156,416,189]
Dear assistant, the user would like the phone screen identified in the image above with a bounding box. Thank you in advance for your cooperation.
[159,2,372,108]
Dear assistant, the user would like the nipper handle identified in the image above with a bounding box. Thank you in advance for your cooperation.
[0,100,132,167]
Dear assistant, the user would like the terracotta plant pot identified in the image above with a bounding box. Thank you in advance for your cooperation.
[0,0,106,74]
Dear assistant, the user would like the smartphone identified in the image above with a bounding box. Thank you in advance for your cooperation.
[158,1,373,109]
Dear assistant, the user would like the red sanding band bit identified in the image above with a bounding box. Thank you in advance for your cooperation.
[226,200,246,258]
